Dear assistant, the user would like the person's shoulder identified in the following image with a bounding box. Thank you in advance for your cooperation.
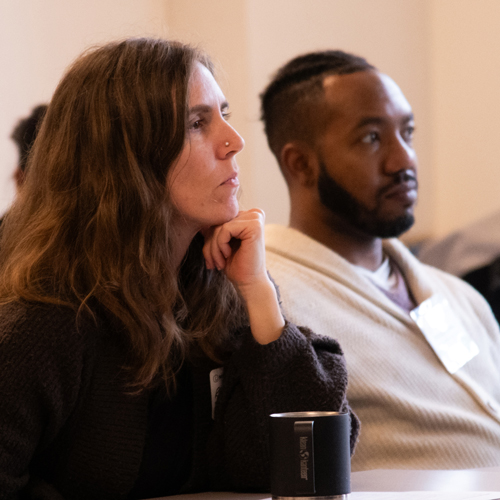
[0,300,101,357]
[418,209,500,276]
[418,261,498,321]
[265,226,312,279]
[265,224,338,264]
[2,300,80,329]
[264,224,294,248]
[0,301,105,416]
[388,238,492,305]
[265,225,301,268]
[420,260,478,290]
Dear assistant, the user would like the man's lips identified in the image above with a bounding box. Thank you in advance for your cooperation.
[381,175,418,205]
[383,179,417,197]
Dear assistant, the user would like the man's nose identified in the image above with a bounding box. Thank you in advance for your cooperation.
[385,135,417,174]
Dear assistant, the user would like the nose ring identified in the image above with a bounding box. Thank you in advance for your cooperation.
[225,141,230,147]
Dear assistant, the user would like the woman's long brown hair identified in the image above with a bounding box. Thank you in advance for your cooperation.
[0,38,246,391]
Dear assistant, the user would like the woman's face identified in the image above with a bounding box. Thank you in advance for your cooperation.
[168,62,245,235]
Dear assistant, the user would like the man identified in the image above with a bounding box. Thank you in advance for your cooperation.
[0,104,47,228]
[261,51,500,471]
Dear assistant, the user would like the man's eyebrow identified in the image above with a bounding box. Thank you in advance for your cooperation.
[403,113,415,124]
[356,113,415,129]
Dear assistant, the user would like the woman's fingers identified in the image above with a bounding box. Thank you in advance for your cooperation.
[202,209,265,274]
[203,225,229,270]
[201,226,216,270]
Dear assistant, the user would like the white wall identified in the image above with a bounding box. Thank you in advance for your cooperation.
[165,0,255,214]
[245,0,433,241]
[2,1,500,242]
[167,0,433,241]
[430,0,500,236]
[0,0,169,214]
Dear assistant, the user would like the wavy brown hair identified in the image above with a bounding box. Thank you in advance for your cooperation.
[0,38,247,391]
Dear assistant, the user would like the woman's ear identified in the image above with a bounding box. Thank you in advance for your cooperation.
[280,142,318,188]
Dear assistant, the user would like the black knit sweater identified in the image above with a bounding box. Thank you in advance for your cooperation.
[0,301,358,499]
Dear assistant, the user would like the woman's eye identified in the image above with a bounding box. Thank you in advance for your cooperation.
[222,111,232,121]
[191,119,203,130]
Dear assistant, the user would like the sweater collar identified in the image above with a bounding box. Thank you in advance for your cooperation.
[265,224,433,322]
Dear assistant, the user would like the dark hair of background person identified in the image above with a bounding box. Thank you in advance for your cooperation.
[260,50,375,165]
[0,38,246,392]
[11,104,48,172]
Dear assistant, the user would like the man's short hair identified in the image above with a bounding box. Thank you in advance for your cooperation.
[260,50,375,165]
[11,104,48,172]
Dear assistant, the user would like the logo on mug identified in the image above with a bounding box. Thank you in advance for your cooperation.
[299,436,310,480]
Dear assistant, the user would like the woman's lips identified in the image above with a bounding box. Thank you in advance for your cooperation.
[220,174,239,187]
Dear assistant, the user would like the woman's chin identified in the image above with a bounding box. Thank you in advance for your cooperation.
[203,204,240,229]
[220,200,240,222]
[216,212,239,227]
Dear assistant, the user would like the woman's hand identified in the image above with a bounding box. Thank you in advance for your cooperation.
[202,209,285,344]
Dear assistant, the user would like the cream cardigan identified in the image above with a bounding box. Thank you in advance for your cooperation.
[265,224,500,471]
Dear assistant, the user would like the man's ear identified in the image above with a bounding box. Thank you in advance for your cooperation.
[280,142,317,188]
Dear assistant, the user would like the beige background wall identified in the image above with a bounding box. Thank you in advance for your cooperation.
[0,0,498,242]
[430,0,500,237]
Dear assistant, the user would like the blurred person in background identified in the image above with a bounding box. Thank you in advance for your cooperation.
[419,212,500,324]
[10,104,48,190]
[0,104,48,228]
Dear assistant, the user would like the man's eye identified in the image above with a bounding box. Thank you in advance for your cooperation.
[361,132,379,144]
[403,126,415,142]
[222,111,232,121]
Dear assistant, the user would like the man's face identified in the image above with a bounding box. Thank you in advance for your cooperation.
[314,70,417,238]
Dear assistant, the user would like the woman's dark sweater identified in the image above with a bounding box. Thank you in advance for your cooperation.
[0,301,358,499]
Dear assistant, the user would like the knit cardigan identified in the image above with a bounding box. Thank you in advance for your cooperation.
[0,299,358,499]
[265,224,500,471]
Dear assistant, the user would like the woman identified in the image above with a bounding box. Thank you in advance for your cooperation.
[0,38,358,499]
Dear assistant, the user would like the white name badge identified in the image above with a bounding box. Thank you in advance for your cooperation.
[210,367,224,419]
[410,294,479,374]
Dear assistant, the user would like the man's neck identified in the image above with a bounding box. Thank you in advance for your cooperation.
[290,212,384,272]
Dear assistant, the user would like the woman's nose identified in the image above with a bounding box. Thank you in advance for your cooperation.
[221,123,245,157]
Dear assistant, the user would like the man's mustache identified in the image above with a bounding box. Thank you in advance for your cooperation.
[379,169,418,196]
[395,169,417,183]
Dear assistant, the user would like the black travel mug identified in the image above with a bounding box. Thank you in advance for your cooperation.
[270,411,351,499]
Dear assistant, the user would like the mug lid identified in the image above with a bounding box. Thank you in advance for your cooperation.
[269,411,347,418]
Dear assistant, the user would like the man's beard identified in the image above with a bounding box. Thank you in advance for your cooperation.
[317,162,416,238]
